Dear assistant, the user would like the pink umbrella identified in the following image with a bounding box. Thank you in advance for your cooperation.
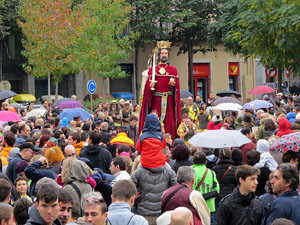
[0,111,22,124]
[249,85,275,95]
[57,100,83,109]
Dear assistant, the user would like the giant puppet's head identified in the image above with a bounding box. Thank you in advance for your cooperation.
[157,41,171,63]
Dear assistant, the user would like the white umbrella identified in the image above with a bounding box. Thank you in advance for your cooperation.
[214,103,242,111]
[188,129,251,148]
[27,108,47,118]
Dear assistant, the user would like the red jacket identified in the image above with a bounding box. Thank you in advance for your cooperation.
[136,135,167,169]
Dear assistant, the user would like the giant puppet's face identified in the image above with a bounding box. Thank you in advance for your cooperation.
[159,49,169,63]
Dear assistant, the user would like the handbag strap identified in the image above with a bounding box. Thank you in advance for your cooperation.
[218,165,233,183]
[161,185,187,213]
[195,168,208,190]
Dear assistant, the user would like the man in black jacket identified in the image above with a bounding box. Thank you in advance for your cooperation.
[79,130,112,173]
[214,165,264,225]
[6,143,39,182]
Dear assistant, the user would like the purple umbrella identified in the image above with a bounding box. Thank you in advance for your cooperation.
[57,100,83,109]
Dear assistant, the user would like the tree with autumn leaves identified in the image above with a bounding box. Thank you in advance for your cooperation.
[18,0,135,100]
[19,0,81,100]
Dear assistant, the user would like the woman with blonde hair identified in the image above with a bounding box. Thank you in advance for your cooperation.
[131,155,141,174]
[44,146,65,174]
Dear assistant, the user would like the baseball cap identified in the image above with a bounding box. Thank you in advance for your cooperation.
[20,143,39,152]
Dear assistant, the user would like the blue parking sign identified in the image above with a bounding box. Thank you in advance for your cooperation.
[87,80,96,94]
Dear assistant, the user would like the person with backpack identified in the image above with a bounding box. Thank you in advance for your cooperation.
[107,180,148,225]
[61,157,93,212]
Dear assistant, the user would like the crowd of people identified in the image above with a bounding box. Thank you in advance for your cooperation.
[0,90,300,225]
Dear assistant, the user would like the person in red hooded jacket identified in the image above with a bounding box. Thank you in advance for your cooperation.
[276,117,295,137]
[136,114,167,169]
[207,115,228,130]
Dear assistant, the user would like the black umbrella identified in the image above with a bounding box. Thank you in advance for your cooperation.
[212,97,242,106]
[52,98,72,107]
[216,90,241,97]
[180,90,193,99]
[0,90,17,101]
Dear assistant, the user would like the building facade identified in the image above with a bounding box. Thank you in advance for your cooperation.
[2,37,293,103]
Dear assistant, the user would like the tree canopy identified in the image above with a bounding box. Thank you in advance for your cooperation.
[170,0,223,94]
[73,0,136,78]
[19,0,136,81]
[18,0,83,79]
[127,0,173,46]
[209,0,300,74]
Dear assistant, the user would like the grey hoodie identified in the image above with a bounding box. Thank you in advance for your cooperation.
[25,204,62,225]
[131,163,177,216]
[62,160,93,208]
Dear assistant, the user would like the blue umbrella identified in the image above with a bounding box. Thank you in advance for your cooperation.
[58,108,92,121]
[180,90,193,99]
[242,100,273,110]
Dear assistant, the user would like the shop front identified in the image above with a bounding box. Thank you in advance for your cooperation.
[192,63,210,102]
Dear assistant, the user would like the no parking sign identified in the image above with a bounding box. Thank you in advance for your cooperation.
[265,68,277,78]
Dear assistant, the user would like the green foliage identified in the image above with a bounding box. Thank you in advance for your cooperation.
[18,0,82,79]
[209,0,300,73]
[73,0,136,78]
[83,98,119,112]
[0,0,20,38]
[127,0,173,46]
[170,0,224,54]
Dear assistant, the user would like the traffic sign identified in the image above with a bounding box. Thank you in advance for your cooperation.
[87,80,96,94]
[265,68,277,78]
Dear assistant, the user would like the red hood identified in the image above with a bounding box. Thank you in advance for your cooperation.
[278,118,291,131]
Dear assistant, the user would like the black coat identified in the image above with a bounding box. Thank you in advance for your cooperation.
[256,166,271,197]
[79,145,112,173]
[212,159,237,199]
[215,187,264,225]
[172,159,193,173]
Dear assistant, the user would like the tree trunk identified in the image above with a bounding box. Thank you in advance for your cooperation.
[48,71,51,102]
[277,67,283,93]
[55,77,58,100]
[134,45,139,103]
[0,41,2,81]
[187,38,194,97]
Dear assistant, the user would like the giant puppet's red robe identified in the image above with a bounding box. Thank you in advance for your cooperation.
[139,63,181,140]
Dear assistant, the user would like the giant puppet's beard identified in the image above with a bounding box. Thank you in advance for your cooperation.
[160,56,168,63]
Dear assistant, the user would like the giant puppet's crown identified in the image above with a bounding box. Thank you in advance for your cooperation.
[157,40,171,49]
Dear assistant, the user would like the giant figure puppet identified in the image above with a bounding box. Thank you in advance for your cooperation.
[139,41,181,139]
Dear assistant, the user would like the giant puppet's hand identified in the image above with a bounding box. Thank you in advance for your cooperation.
[168,77,176,86]
[150,81,156,89]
